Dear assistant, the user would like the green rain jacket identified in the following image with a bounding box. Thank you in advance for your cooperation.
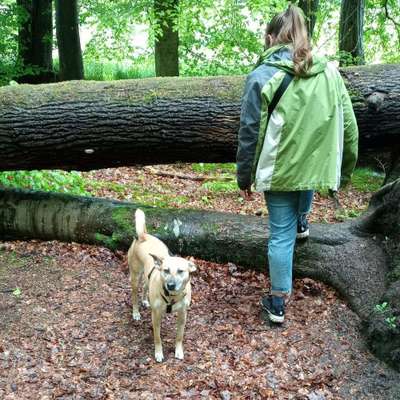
[236,45,359,192]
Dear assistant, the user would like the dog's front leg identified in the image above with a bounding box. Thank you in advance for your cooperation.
[152,309,163,362]
[175,308,187,360]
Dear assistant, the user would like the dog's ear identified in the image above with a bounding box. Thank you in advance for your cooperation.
[188,261,197,273]
[150,253,163,269]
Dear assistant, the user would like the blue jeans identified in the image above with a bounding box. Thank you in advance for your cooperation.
[264,191,314,296]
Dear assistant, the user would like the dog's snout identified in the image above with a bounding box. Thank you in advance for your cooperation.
[167,282,176,291]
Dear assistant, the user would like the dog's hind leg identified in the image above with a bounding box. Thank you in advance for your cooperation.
[130,256,142,321]
[152,309,164,362]
[175,308,187,360]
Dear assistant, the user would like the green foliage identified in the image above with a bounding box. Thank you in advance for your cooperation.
[351,168,384,193]
[364,0,400,63]
[80,0,152,62]
[0,1,21,85]
[0,2,52,85]
[385,316,397,329]
[0,170,90,196]
[375,302,389,313]
[375,302,399,330]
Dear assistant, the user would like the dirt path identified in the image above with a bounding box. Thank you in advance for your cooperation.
[0,240,399,400]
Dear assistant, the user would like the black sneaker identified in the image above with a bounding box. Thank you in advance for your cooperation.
[261,295,285,324]
[297,213,309,239]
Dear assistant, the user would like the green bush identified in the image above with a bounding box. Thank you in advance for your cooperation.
[0,170,90,196]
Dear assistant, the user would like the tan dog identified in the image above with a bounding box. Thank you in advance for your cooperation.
[127,209,196,362]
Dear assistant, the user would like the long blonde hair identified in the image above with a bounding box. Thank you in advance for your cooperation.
[265,5,312,76]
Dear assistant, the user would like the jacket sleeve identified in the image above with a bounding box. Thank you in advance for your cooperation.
[340,77,359,187]
[236,75,263,190]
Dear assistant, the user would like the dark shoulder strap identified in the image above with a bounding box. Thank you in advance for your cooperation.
[268,73,294,119]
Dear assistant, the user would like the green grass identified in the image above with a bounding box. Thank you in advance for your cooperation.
[84,60,154,81]
[202,180,237,193]
[192,163,236,174]
[83,59,246,81]
[317,167,385,198]
[192,163,237,193]
[351,167,385,193]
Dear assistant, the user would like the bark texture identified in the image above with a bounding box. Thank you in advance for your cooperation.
[154,0,179,77]
[17,0,55,84]
[339,0,365,66]
[0,180,399,369]
[55,0,84,81]
[0,64,399,172]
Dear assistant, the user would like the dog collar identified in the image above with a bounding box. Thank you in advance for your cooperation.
[161,287,186,314]
[148,266,156,280]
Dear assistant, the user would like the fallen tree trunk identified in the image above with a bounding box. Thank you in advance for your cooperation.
[0,181,399,370]
[0,64,399,171]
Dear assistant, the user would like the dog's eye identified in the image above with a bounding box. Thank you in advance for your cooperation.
[177,269,184,274]
[163,268,170,274]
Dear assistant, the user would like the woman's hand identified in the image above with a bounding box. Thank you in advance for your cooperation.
[239,187,253,201]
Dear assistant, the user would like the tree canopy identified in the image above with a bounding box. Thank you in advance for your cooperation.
[1,0,400,84]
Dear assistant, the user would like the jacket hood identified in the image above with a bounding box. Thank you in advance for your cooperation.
[261,45,327,77]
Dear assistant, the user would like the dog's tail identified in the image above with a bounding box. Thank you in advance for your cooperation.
[135,208,147,242]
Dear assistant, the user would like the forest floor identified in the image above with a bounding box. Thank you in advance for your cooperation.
[1,164,399,399]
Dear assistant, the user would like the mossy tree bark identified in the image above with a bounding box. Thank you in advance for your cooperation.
[0,180,399,369]
[0,64,399,177]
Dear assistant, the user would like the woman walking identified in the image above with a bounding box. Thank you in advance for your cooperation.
[236,5,358,323]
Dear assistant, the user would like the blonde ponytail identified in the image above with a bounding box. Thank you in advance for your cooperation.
[266,5,313,76]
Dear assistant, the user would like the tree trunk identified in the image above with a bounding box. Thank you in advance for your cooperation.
[154,0,179,77]
[17,0,55,84]
[17,0,32,68]
[55,0,84,81]
[0,64,399,173]
[31,0,53,70]
[339,0,365,66]
[298,0,319,38]
[0,179,399,369]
